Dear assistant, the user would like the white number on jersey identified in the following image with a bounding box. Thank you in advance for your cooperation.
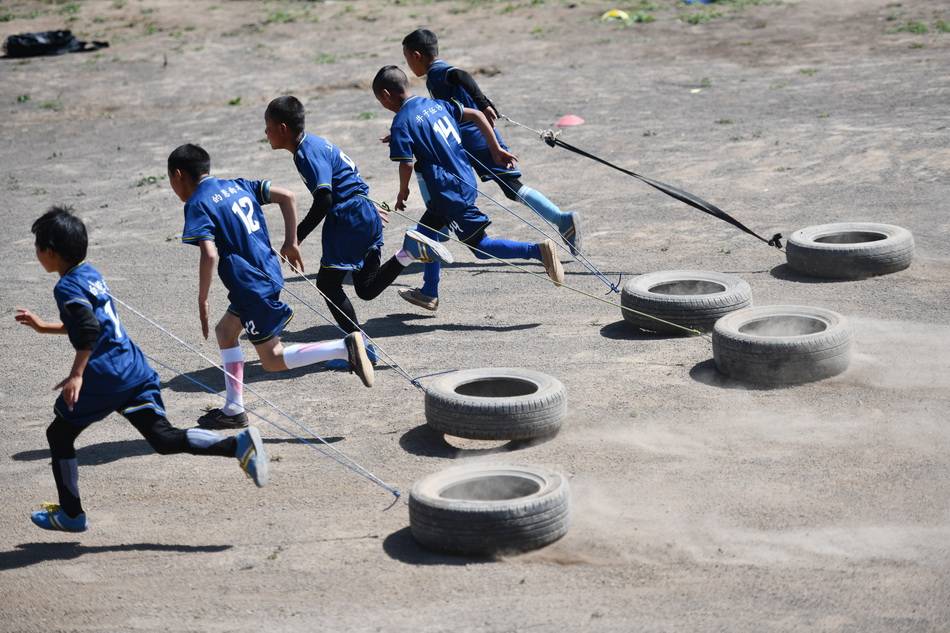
[103,299,124,340]
[231,196,261,234]
[339,150,358,173]
[433,116,462,145]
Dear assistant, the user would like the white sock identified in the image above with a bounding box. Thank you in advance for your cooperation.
[220,346,245,416]
[283,340,347,370]
[395,249,414,266]
[186,428,223,449]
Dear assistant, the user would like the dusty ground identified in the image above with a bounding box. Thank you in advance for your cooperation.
[2,0,950,630]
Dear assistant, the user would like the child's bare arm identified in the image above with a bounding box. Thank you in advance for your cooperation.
[198,240,218,340]
[396,162,414,211]
[15,308,66,334]
[461,108,517,167]
[56,349,92,411]
[268,186,304,272]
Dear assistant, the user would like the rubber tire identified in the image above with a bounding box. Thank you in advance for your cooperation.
[712,305,852,385]
[424,368,566,441]
[409,464,570,555]
[786,222,914,279]
[620,270,752,334]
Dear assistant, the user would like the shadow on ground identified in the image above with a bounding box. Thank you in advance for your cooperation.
[599,320,687,341]
[769,263,852,284]
[0,542,231,571]
[11,436,343,465]
[382,527,492,566]
[689,358,786,391]
[282,312,541,343]
[398,423,553,459]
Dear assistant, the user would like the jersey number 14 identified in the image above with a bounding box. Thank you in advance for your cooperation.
[433,116,461,145]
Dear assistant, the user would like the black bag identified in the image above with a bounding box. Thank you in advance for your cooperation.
[3,30,108,58]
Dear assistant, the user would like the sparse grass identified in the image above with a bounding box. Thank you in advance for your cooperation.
[700,77,712,88]
[799,68,818,76]
[0,13,13,22]
[715,118,734,125]
[530,25,545,37]
[112,0,126,8]
[135,175,163,187]
[144,23,160,35]
[357,111,376,120]
[40,100,63,112]
[265,10,295,24]
[909,42,925,48]
[631,12,655,24]
[818,112,830,118]
[936,19,950,33]
[16,95,30,103]
[682,11,722,25]
[228,97,242,106]
[891,20,928,33]
[315,52,336,64]
[59,2,80,16]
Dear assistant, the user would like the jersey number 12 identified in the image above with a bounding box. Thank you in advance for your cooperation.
[231,196,261,234]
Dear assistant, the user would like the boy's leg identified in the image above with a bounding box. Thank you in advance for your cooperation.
[46,416,86,519]
[494,174,582,256]
[316,265,361,333]
[397,210,449,310]
[255,334,374,387]
[200,312,248,429]
[125,409,268,487]
[356,235,453,302]
[465,229,565,286]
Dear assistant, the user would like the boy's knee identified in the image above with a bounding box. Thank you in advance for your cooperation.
[47,417,79,458]
[142,418,186,455]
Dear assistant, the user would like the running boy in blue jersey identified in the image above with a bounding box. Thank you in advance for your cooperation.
[167,144,375,430]
[373,65,564,311]
[15,207,267,532]
[402,28,582,255]
[263,95,452,333]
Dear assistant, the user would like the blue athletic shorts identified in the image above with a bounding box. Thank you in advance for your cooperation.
[54,372,166,427]
[321,196,384,271]
[418,206,491,244]
[220,254,294,344]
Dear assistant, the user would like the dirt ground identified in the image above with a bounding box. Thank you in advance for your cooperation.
[2,0,950,630]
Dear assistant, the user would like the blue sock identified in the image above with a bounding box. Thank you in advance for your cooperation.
[421,260,441,298]
[474,235,541,261]
[518,186,569,230]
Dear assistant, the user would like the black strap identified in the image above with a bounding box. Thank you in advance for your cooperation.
[545,135,783,249]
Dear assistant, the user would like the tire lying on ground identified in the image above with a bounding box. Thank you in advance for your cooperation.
[409,464,570,555]
[620,270,752,334]
[424,368,566,441]
[712,305,852,385]
[786,222,914,279]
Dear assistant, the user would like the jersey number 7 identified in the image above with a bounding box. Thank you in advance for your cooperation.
[433,116,462,145]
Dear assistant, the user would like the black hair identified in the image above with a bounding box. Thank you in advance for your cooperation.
[167,144,211,182]
[402,28,438,58]
[265,96,305,136]
[373,65,409,96]
[32,205,87,266]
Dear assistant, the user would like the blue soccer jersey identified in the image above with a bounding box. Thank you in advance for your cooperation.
[53,262,155,395]
[294,133,369,205]
[425,60,519,181]
[389,95,477,212]
[181,176,283,294]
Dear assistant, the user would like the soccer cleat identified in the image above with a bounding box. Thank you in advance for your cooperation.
[197,408,249,429]
[235,427,268,487]
[31,503,87,532]
[344,332,375,388]
[398,288,439,312]
[538,239,565,286]
[402,230,454,264]
[561,212,582,256]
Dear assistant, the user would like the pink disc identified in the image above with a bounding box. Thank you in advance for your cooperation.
[554,114,585,128]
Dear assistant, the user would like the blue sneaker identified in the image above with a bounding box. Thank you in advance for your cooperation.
[235,427,268,487]
[31,503,87,532]
[403,230,454,264]
[364,338,380,364]
[325,358,350,370]
[561,212,582,256]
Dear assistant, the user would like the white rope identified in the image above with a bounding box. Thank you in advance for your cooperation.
[110,293,401,498]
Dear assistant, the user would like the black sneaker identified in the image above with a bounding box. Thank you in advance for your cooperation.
[344,332,375,388]
[197,408,249,429]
